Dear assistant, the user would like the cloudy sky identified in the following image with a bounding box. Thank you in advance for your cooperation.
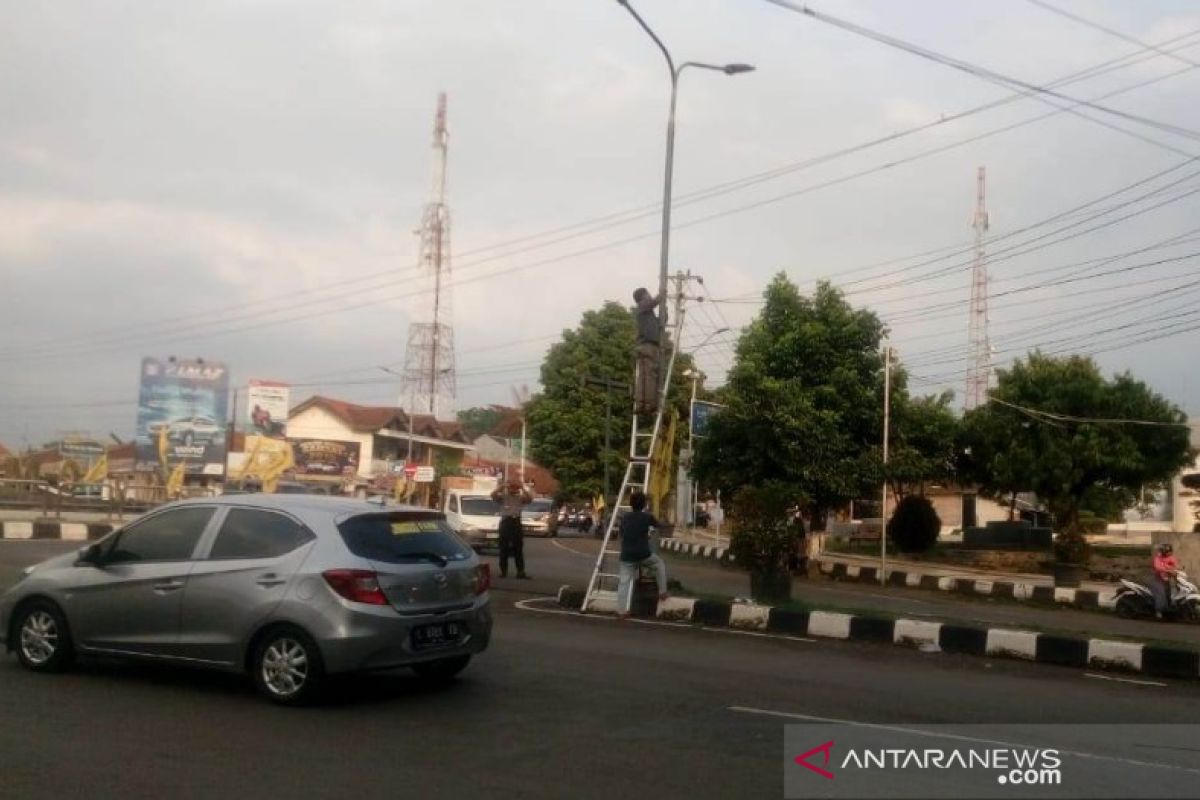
[3,0,1200,448]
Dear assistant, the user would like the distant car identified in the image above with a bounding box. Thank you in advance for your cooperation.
[1,495,492,704]
[167,415,223,446]
[443,491,502,551]
[521,498,556,537]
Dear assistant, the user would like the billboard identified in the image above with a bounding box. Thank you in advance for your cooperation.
[290,439,360,477]
[134,357,230,476]
[247,380,289,439]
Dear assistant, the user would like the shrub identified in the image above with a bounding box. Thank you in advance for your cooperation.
[1053,524,1092,565]
[888,495,941,553]
[729,485,805,575]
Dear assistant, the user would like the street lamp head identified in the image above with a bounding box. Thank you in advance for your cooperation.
[723,63,756,75]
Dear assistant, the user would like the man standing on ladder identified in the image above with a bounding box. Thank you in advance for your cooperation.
[633,287,665,414]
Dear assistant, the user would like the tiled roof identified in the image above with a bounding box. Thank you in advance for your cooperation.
[290,396,468,443]
[459,456,559,496]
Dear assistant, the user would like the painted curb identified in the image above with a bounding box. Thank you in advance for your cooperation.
[0,521,112,541]
[661,537,1126,616]
[556,586,1199,683]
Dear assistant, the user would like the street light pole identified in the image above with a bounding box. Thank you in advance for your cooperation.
[615,0,754,390]
[880,345,893,585]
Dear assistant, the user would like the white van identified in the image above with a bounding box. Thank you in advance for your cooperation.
[444,488,502,551]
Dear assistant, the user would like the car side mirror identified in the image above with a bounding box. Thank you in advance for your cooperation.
[78,543,103,566]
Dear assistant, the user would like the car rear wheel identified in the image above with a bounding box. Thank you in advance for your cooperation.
[252,627,324,705]
[14,600,75,672]
[411,655,471,682]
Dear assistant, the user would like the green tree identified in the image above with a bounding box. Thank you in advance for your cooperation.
[888,389,961,498]
[526,301,693,502]
[692,275,886,531]
[959,353,1193,528]
[456,406,507,440]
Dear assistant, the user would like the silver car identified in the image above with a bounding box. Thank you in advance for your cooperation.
[0,495,492,704]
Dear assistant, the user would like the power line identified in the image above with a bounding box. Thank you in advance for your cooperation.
[764,0,1200,145]
[989,396,1190,427]
[1027,0,1200,68]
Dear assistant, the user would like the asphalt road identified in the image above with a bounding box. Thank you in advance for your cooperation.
[510,534,1200,646]
[4,540,1200,800]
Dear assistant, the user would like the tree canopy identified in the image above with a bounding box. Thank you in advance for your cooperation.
[456,406,508,441]
[959,352,1193,527]
[888,389,960,497]
[526,301,693,502]
[692,275,886,530]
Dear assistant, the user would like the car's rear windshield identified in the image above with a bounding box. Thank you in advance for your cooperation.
[337,512,472,564]
[460,496,500,516]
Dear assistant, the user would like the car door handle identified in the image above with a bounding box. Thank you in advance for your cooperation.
[256,575,287,588]
[153,581,184,593]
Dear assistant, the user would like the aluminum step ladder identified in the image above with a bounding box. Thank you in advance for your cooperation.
[582,340,680,614]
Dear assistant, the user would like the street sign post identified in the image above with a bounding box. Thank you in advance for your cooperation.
[415,466,435,483]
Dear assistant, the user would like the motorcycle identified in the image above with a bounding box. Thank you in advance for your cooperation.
[1113,570,1200,622]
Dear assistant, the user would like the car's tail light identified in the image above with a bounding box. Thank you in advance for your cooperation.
[472,563,491,596]
[322,569,389,605]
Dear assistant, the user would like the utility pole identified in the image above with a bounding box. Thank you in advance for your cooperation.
[880,344,893,585]
[583,375,630,507]
[965,166,991,411]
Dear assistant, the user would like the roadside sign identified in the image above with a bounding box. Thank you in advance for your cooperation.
[415,466,435,483]
[691,401,722,437]
[403,463,419,479]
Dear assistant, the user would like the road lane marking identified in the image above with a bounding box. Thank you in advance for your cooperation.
[513,597,813,640]
[728,706,1200,776]
[550,540,595,559]
[1083,672,1167,687]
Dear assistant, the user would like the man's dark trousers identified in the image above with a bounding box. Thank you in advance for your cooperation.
[498,516,525,577]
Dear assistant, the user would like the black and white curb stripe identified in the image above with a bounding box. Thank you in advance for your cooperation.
[0,521,113,541]
[816,561,1119,611]
[660,537,731,561]
[556,586,1199,682]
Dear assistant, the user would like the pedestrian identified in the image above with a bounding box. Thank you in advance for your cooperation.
[491,479,532,579]
[616,490,669,619]
[1151,542,1180,619]
[632,287,665,414]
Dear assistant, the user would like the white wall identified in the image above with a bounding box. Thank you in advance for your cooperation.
[1173,456,1200,533]
[287,406,374,479]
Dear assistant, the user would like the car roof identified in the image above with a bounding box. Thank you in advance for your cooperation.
[167,493,434,522]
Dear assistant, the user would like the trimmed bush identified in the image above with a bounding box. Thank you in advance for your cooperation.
[888,495,941,553]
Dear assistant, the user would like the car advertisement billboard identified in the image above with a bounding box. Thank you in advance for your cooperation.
[247,380,289,439]
[134,357,230,476]
[290,439,360,477]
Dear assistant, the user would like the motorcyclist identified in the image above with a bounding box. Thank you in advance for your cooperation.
[1151,543,1180,620]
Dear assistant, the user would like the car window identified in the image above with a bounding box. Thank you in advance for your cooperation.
[338,512,472,564]
[461,496,500,516]
[524,500,552,514]
[107,507,214,563]
[209,508,315,560]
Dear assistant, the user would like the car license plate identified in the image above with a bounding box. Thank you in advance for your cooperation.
[412,622,462,650]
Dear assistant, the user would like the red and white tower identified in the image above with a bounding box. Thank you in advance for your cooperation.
[965,166,991,411]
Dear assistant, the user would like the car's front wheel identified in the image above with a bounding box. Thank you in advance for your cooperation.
[252,627,324,705]
[14,600,75,672]
[411,655,471,682]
